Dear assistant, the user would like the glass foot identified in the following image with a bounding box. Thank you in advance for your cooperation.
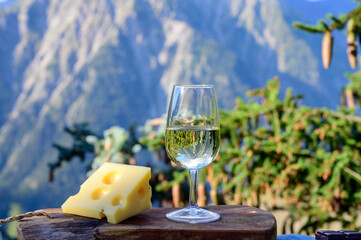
[166,207,220,223]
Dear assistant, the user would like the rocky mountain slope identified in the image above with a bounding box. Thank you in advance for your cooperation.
[0,0,354,217]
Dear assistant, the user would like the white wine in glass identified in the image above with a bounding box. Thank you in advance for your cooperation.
[165,85,220,223]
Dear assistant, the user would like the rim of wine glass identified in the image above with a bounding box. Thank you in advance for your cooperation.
[173,84,214,88]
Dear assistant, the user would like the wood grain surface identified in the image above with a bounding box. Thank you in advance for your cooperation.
[17,205,277,240]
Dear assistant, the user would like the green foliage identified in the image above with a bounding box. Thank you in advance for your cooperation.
[293,5,361,34]
[6,203,22,239]
[48,123,96,181]
[343,71,361,108]
[217,78,361,234]
[292,22,325,33]
[85,124,142,177]
[49,123,141,179]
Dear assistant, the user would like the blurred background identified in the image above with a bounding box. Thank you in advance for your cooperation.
[0,0,360,238]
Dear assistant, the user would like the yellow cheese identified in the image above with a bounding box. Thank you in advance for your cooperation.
[61,163,151,224]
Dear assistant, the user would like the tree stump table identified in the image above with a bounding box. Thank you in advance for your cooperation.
[17,205,277,240]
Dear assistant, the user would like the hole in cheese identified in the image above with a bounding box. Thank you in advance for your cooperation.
[103,171,122,185]
[91,186,110,200]
[112,195,125,207]
[100,209,106,218]
[138,187,145,199]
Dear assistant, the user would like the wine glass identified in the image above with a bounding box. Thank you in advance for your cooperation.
[165,84,220,223]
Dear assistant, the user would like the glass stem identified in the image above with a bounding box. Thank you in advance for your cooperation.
[188,169,198,208]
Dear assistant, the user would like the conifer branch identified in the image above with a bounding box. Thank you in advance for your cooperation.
[293,6,361,33]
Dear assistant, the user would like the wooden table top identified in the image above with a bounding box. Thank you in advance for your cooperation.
[17,205,277,240]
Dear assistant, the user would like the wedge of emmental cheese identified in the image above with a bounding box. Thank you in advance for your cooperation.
[61,163,151,224]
